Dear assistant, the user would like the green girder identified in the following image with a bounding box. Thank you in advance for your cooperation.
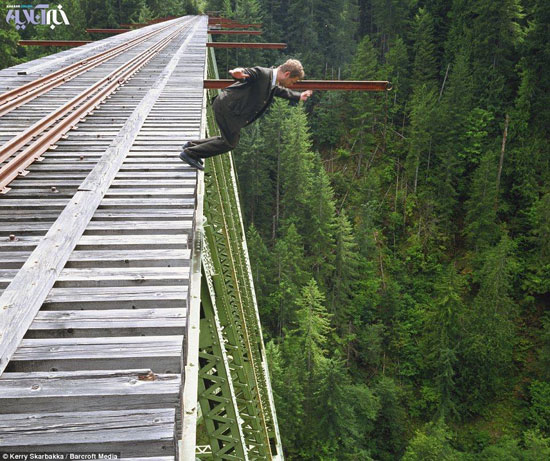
[196,45,283,460]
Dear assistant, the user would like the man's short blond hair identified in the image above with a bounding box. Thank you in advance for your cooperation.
[280,59,305,79]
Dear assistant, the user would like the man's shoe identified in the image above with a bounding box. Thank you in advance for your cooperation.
[182,142,203,165]
[179,149,204,170]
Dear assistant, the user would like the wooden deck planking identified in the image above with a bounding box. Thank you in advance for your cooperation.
[0,408,176,456]
[0,369,180,413]
[0,14,207,456]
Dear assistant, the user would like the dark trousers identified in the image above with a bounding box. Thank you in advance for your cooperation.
[186,98,241,159]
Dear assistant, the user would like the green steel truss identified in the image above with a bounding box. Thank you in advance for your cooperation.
[195,46,283,460]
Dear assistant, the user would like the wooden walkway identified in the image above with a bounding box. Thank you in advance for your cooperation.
[0,15,207,458]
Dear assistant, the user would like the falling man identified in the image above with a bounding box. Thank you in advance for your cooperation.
[179,59,313,170]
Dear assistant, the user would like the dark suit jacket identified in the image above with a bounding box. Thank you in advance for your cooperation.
[215,66,302,131]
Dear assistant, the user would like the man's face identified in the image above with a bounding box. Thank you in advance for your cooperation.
[278,71,300,88]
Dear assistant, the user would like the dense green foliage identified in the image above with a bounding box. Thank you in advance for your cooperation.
[3,0,550,458]
[222,0,550,459]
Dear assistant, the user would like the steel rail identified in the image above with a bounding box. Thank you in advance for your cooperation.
[0,19,191,162]
[0,27,185,165]
[0,20,182,117]
[0,20,194,193]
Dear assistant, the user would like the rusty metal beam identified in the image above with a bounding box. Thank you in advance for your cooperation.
[18,40,92,47]
[208,30,262,35]
[206,42,286,49]
[203,79,391,91]
[208,17,236,23]
[210,23,262,28]
[86,29,130,34]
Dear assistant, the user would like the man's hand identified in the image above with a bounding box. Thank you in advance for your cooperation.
[229,68,249,79]
[300,90,313,101]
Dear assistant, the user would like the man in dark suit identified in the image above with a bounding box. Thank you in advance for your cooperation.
[179,59,313,170]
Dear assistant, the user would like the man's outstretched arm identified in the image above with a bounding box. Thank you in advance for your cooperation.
[229,67,261,81]
[274,86,312,102]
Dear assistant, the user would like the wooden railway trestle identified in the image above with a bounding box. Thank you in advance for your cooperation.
[0,15,282,461]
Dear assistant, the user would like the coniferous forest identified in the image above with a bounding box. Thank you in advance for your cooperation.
[2,0,550,459]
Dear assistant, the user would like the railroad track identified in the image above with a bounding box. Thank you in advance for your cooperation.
[0,18,183,117]
[0,15,207,457]
[0,16,198,193]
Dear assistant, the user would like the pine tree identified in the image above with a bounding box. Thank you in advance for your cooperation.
[458,234,519,413]
[305,153,336,283]
[381,36,411,125]
[146,0,185,17]
[0,12,22,69]
[330,211,360,316]
[515,1,550,138]
[346,35,384,176]
[85,0,118,28]
[445,0,524,112]
[286,0,319,73]
[268,223,308,336]
[402,420,461,461]
[234,123,273,235]
[264,340,306,454]
[421,265,465,421]
[370,0,412,55]
[532,193,550,264]
[291,279,332,372]
[282,279,333,458]
[277,102,316,232]
[314,357,379,459]
[411,7,438,87]
[371,376,408,460]
[255,99,314,239]
[464,129,500,252]
[405,85,437,195]
[429,49,475,231]
[245,224,273,318]
[115,0,146,25]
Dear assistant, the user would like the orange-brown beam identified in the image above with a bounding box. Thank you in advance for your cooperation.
[208,30,262,35]
[209,21,262,28]
[207,42,286,49]
[86,28,130,34]
[18,40,92,47]
[204,79,391,91]
[208,17,236,23]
